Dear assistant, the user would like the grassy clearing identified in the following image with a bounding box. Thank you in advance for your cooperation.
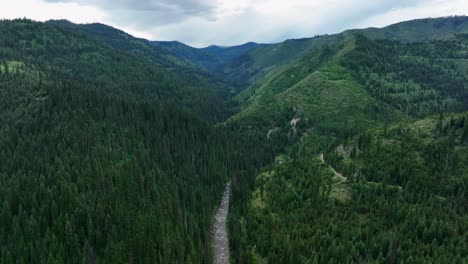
[251,171,275,210]
[0,61,25,73]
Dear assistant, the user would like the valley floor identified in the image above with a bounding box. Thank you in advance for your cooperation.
[212,181,232,264]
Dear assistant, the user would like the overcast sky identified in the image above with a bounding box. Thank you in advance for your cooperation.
[1,0,467,47]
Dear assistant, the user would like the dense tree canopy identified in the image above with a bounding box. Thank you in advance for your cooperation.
[0,19,272,263]
[227,34,468,264]
[2,17,468,264]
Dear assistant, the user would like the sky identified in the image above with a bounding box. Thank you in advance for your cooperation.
[1,0,467,47]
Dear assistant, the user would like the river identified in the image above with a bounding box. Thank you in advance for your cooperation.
[212,180,231,264]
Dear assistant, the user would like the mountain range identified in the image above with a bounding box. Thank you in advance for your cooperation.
[0,15,467,263]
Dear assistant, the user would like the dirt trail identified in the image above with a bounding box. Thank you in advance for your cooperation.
[319,153,402,190]
[212,180,231,264]
[319,153,347,182]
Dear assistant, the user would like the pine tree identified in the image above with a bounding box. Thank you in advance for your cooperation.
[462,121,468,143]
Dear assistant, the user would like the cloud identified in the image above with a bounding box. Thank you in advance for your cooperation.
[44,0,217,25]
[357,0,468,28]
[135,0,426,46]
[1,0,467,47]
[0,0,107,23]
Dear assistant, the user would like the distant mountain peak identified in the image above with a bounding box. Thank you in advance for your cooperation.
[47,19,73,24]
[203,42,261,49]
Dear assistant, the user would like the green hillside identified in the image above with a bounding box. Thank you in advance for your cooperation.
[222,16,468,88]
[47,20,195,69]
[227,39,402,154]
[3,19,234,121]
[343,34,468,117]
[345,15,468,42]
[0,19,273,263]
[228,32,468,147]
[227,17,468,264]
[152,40,223,71]
[2,15,468,264]
[326,113,468,203]
[47,19,237,121]
[144,17,468,91]
[220,35,344,87]
[153,41,265,87]
[201,42,266,64]
[0,75,229,263]
[229,112,468,263]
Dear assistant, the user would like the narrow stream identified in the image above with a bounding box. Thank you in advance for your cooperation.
[212,180,231,264]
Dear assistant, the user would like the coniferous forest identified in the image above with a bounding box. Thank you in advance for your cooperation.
[0,19,272,263]
[1,16,468,263]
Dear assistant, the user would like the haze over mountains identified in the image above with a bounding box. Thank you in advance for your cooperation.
[0,15,467,263]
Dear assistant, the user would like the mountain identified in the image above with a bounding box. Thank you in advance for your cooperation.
[227,18,468,148]
[200,42,267,63]
[47,20,195,69]
[152,40,223,71]
[230,113,468,263]
[228,39,401,141]
[0,19,272,263]
[221,16,468,88]
[226,17,468,263]
[47,19,238,121]
[0,75,233,263]
[150,17,468,90]
[153,40,266,77]
[2,16,468,264]
[326,112,468,199]
[347,15,468,42]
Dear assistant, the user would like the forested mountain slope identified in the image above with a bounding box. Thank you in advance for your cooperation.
[78,16,468,94]
[47,20,196,69]
[347,15,468,42]
[229,113,468,263]
[200,42,266,65]
[45,19,236,121]
[152,40,223,72]
[0,74,228,263]
[221,16,468,88]
[227,33,468,154]
[152,41,265,74]
[326,113,468,203]
[0,19,273,263]
[227,17,468,264]
[230,40,399,132]
[2,16,468,264]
